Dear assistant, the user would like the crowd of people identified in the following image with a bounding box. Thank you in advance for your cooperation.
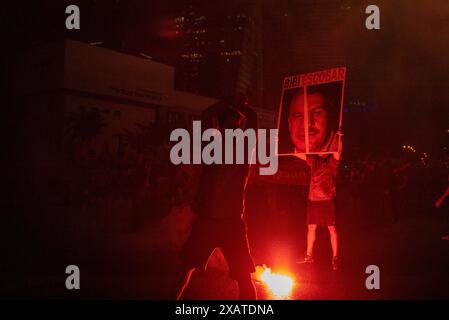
[19,98,446,300]
[337,152,445,228]
[52,128,447,238]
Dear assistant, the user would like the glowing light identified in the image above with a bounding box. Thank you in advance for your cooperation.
[157,18,183,40]
[402,145,416,153]
[254,265,294,299]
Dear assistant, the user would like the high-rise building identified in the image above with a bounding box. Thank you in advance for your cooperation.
[262,0,351,110]
[150,1,264,108]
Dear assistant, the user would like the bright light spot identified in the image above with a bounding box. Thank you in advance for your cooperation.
[402,145,416,153]
[254,265,294,299]
[140,53,153,60]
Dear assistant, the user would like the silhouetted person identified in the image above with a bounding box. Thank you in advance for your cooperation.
[171,94,258,299]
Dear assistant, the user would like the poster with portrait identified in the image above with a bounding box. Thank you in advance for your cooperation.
[277,67,346,156]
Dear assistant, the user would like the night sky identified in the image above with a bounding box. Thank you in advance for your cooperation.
[5,0,449,158]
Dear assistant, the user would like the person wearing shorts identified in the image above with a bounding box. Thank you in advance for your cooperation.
[287,86,342,271]
[296,153,340,271]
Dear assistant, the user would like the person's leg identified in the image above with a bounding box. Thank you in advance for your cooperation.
[306,224,317,257]
[171,217,216,299]
[221,218,257,299]
[235,273,257,300]
[327,225,338,258]
[170,266,196,300]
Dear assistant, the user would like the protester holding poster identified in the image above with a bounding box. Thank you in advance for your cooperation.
[277,67,345,156]
[295,132,342,271]
[277,67,345,271]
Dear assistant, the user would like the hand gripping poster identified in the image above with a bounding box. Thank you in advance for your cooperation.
[277,67,346,156]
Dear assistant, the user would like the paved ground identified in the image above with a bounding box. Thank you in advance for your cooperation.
[3,212,449,299]
[179,214,449,300]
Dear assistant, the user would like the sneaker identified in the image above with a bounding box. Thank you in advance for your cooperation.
[296,254,314,264]
[441,235,449,241]
[332,256,339,271]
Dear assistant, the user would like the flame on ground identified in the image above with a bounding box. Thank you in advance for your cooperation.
[254,265,294,299]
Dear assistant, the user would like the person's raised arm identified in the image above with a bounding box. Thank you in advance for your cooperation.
[200,101,229,129]
[435,184,449,208]
[239,104,258,130]
[333,129,343,161]
[223,94,258,130]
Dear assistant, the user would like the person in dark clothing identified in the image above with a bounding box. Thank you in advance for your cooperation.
[171,94,258,300]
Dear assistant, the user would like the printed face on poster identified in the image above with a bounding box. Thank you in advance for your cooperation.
[277,67,346,156]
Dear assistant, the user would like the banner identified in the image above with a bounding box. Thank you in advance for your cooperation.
[277,67,346,156]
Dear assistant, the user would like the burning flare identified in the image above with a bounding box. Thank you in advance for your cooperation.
[254,265,294,299]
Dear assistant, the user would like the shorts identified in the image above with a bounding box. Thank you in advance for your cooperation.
[306,200,336,226]
[179,216,255,280]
